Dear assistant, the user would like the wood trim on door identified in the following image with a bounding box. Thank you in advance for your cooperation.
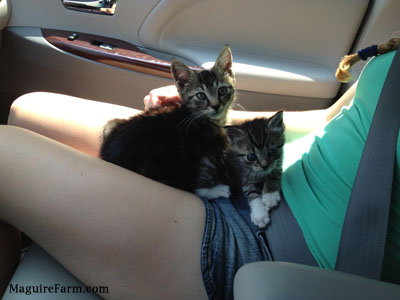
[42,28,200,78]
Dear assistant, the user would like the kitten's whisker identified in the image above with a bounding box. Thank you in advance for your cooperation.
[233,92,250,111]
[175,111,203,132]
[183,112,208,135]
[234,92,249,99]
[186,113,207,132]
[175,112,197,130]
[232,102,246,111]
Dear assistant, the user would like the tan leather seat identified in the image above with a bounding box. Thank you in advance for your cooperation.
[234,262,400,300]
[3,243,102,300]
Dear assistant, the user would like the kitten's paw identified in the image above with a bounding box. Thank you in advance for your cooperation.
[262,191,281,208]
[195,184,231,200]
[249,198,271,228]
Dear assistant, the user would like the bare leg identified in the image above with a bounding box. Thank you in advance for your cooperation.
[8,92,140,157]
[0,126,208,300]
[1,93,209,299]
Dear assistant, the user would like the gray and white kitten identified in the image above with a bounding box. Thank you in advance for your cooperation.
[225,112,285,227]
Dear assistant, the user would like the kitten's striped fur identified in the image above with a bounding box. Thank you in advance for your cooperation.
[225,112,285,227]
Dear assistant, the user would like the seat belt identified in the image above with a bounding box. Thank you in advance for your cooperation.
[335,47,400,279]
[265,196,319,266]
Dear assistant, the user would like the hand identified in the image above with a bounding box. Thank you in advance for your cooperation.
[143,85,182,110]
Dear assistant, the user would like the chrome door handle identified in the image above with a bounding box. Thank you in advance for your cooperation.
[62,0,117,15]
[63,0,110,9]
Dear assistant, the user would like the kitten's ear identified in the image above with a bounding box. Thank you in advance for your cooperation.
[171,59,194,88]
[224,126,245,144]
[268,111,284,132]
[213,45,234,77]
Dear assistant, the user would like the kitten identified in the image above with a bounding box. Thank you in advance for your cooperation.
[100,46,236,199]
[225,112,285,227]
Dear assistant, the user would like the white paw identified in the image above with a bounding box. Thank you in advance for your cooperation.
[249,198,271,228]
[262,191,281,208]
[195,184,231,200]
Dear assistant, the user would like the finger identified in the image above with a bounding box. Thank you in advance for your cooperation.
[149,93,162,108]
[143,95,151,110]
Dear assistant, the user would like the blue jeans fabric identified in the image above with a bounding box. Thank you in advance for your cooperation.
[200,196,272,300]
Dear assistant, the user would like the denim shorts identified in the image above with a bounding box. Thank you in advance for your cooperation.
[200,196,272,300]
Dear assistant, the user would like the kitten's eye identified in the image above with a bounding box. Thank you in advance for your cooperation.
[218,86,228,96]
[196,92,208,100]
[246,153,257,162]
[269,149,278,157]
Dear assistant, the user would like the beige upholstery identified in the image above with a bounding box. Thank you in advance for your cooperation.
[3,244,103,300]
[138,0,368,98]
[234,262,400,300]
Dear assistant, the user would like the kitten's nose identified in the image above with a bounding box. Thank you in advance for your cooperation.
[212,104,221,111]
[261,161,268,169]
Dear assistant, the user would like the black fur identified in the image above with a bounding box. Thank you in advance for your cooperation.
[100,104,235,193]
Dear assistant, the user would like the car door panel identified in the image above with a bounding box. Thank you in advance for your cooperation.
[41,28,178,80]
[0,25,333,112]
[1,0,399,113]
[138,0,370,99]
[0,26,172,109]
[7,0,158,45]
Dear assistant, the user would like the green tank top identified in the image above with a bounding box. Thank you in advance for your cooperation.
[281,50,400,283]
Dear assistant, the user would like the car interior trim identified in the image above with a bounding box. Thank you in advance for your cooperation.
[42,28,201,79]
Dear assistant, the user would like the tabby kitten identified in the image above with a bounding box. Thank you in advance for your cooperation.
[225,112,285,227]
[100,46,236,199]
